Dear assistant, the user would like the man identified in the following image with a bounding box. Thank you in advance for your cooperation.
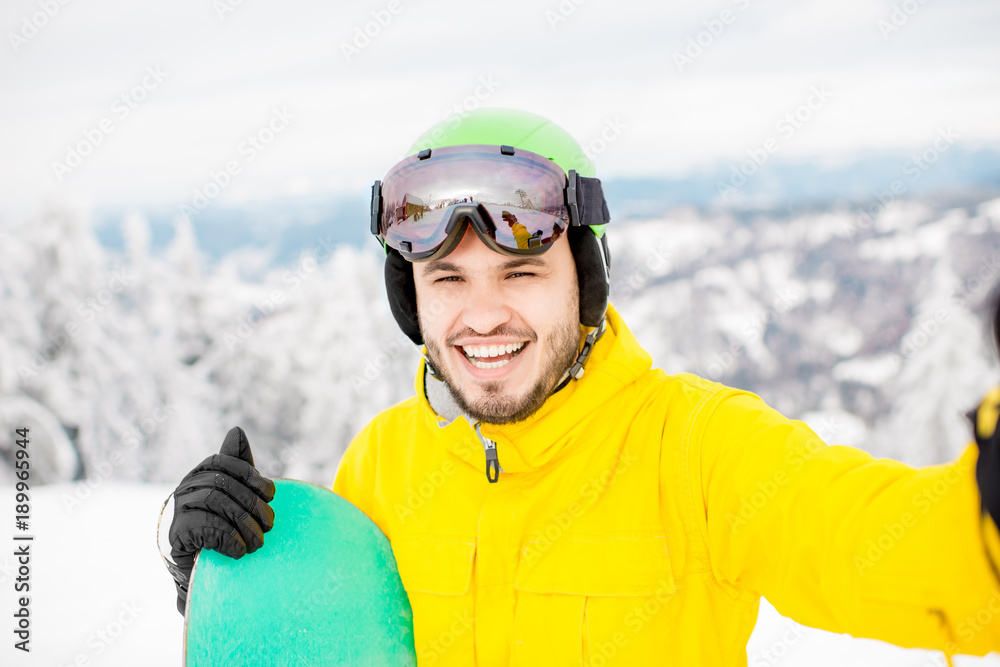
[502,210,541,250]
[164,108,1000,665]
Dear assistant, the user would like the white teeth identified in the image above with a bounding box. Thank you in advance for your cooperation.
[470,357,511,370]
[461,342,526,359]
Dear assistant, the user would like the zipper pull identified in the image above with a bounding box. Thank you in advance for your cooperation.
[484,442,500,483]
[474,422,501,484]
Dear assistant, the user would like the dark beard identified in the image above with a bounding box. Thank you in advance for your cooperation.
[423,319,582,425]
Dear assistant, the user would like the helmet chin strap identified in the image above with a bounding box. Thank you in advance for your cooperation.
[555,316,607,387]
[421,315,607,389]
[421,348,441,380]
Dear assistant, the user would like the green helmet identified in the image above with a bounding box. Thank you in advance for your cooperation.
[381,107,611,349]
[410,107,597,175]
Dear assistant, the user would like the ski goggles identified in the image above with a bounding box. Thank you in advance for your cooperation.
[370,144,609,261]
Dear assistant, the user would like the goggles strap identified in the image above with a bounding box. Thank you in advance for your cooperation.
[576,176,611,227]
[370,180,382,237]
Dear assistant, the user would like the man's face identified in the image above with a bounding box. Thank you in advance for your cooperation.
[413,225,581,425]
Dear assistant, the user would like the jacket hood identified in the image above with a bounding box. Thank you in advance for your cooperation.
[414,303,653,475]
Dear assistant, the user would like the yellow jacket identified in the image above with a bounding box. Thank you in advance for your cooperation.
[510,221,533,250]
[333,305,1000,665]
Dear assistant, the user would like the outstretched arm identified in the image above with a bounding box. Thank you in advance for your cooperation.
[699,389,1000,657]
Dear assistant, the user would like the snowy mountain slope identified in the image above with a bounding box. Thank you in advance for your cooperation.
[613,197,1000,466]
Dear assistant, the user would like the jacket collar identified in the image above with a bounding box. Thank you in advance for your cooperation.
[414,304,652,474]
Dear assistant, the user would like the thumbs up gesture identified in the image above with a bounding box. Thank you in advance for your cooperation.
[166,427,276,613]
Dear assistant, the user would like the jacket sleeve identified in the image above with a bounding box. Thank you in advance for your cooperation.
[698,389,1000,656]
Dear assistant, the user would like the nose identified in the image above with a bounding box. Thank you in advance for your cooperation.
[460,280,513,335]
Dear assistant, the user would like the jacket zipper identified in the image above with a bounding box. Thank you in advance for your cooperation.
[473,422,501,483]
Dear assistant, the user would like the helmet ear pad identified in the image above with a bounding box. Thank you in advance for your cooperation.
[384,228,610,345]
[569,226,610,328]
[385,248,423,345]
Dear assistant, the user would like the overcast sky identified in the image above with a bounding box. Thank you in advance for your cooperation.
[0,0,998,214]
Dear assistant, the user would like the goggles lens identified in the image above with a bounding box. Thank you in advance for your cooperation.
[377,145,570,259]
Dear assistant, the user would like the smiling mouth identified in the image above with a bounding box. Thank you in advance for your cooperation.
[458,342,528,370]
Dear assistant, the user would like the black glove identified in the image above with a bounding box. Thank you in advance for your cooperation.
[972,389,1000,526]
[166,426,276,614]
[972,292,1000,530]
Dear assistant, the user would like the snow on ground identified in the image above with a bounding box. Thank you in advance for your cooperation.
[1,483,998,666]
[0,483,183,667]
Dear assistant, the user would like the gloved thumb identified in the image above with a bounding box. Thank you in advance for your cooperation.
[219,426,255,466]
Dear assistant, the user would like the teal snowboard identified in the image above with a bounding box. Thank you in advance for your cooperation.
[184,479,416,666]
